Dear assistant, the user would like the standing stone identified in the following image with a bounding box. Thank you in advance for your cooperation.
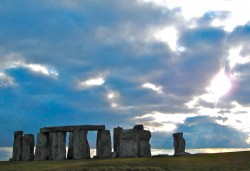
[173,132,186,155]
[119,130,139,158]
[96,130,111,158]
[35,132,51,160]
[67,130,90,159]
[133,125,144,130]
[138,130,151,157]
[113,127,123,157]
[50,132,66,160]
[22,134,34,161]
[12,131,23,161]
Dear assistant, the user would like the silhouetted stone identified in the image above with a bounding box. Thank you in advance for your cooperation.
[67,130,90,159]
[113,126,123,157]
[22,134,34,161]
[138,130,151,157]
[35,132,51,160]
[173,132,186,155]
[12,131,23,161]
[96,130,111,158]
[133,124,144,130]
[50,132,66,160]
[119,129,139,158]
[118,125,151,158]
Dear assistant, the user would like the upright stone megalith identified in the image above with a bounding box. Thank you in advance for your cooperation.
[35,132,51,160]
[113,126,122,157]
[67,130,90,159]
[22,134,34,161]
[138,130,151,157]
[96,130,111,158]
[12,131,23,161]
[173,132,186,155]
[119,125,151,158]
[50,132,66,160]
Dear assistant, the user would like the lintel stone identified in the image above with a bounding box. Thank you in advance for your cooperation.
[40,125,105,133]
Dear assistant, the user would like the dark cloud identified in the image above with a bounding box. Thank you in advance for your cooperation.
[177,116,249,148]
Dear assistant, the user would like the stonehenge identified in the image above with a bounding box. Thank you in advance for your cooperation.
[12,131,34,161]
[12,125,193,161]
[173,132,189,156]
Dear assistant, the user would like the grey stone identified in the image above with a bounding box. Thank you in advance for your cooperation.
[12,131,23,161]
[96,130,111,158]
[119,128,152,158]
[113,127,123,157]
[40,125,105,133]
[119,130,139,158]
[133,125,144,130]
[22,134,34,161]
[139,139,151,157]
[35,132,51,160]
[67,130,90,160]
[50,132,66,160]
[173,132,186,155]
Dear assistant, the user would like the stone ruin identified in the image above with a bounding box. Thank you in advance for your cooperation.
[173,132,189,156]
[11,124,152,161]
[113,125,151,158]
[12,131,34,161]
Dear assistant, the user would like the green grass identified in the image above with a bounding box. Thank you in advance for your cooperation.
[1,151,250,171]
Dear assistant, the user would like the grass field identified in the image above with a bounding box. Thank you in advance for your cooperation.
[1,151,250,171]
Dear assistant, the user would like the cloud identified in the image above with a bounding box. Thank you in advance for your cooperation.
[142,83,163,94]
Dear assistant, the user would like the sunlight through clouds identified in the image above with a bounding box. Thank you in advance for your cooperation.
[142,82,163,94]
[78,77,105,89]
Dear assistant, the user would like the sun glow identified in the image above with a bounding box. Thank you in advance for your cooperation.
[206,69,232,100]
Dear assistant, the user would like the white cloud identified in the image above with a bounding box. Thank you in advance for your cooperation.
[0,72,17,88]
[227,46,250,69]
[142,82,163,94]
[106,90,121,108]
[78,77,105,89]
[154,27,178,51]
[134,111,197,132]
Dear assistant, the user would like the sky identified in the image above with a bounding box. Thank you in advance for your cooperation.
[1,0,250,159]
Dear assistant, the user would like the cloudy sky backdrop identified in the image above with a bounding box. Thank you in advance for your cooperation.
[1,0,250,159]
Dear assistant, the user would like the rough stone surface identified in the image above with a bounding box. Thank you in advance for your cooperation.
[12,131,23,161]
[119,130,139,158]
[119,128,151,158]
[173,132,186,155]
[35,132,51,160]
[133,125,144,130]
[41,125,105,133]
[22,134,34,161]
[139,140,151,157]
[50,132,66,160]
[96,130,111,158]
[67,130,90,159]
[113,127,123,157]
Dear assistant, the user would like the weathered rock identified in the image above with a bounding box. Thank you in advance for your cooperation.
[35,132,51,160]
[119,130,139,158]
[113,127,123,157]
[173,132,186,155]
[50,132,66,160]
[12,131,23,161]
[96,130,111,158]
[40,125,105,133]
[133,125,144,130]
[67,130,90,159]
[22,134,34,161]
[119,128,151,158]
